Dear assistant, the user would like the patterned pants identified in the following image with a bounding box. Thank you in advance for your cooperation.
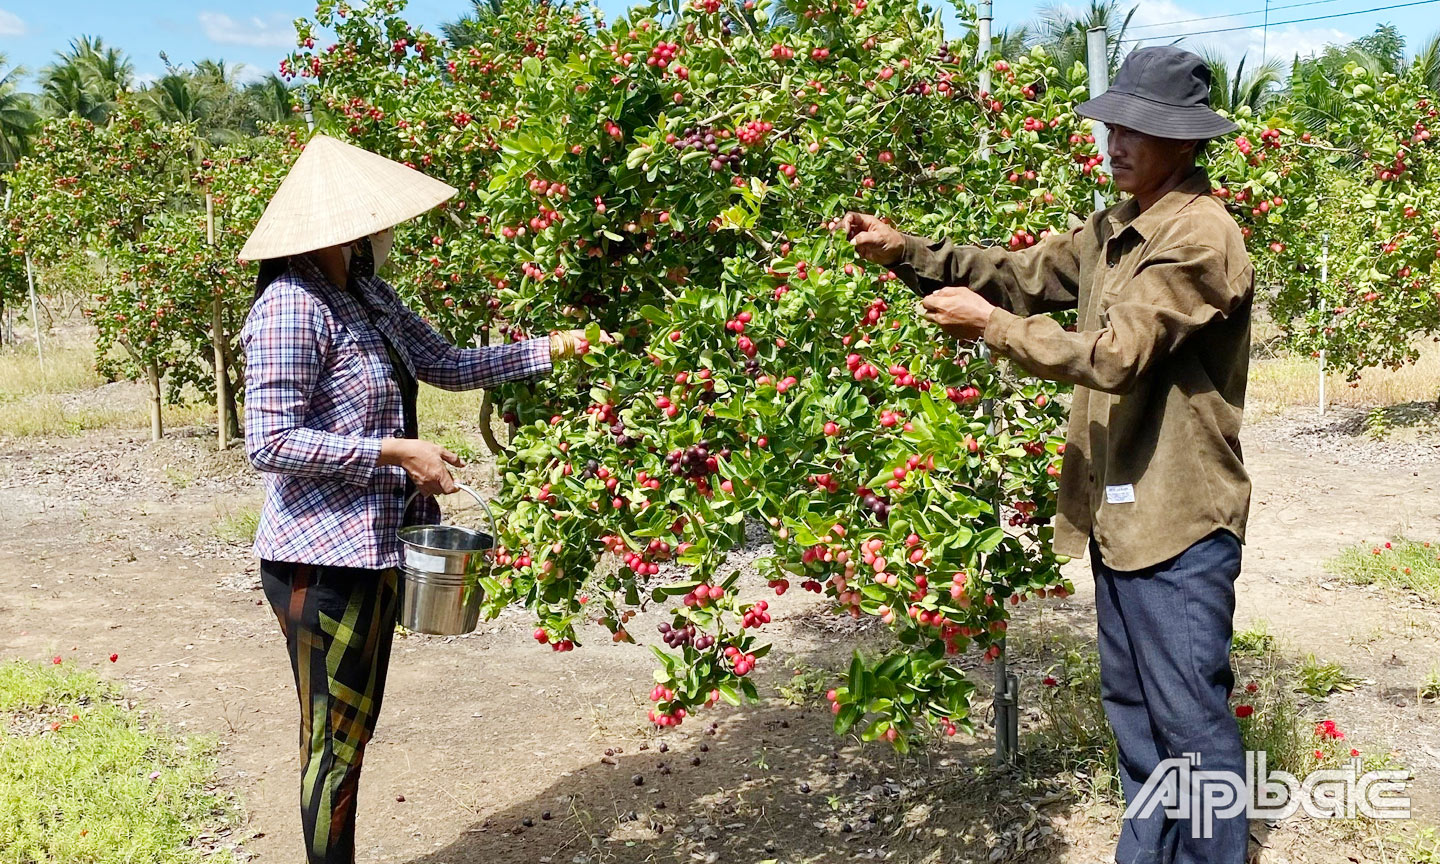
[261,560,399,864]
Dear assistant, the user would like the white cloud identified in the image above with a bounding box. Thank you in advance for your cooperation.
[1120,0,1352,67]
[197,11,295,48]
[135,72,160,87]
[233,63,270,85]
[0,9,26,36]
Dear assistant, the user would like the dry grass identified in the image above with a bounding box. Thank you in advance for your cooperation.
[0,341,106,397]
[1248,340,1440,418]
[0,337,216,438]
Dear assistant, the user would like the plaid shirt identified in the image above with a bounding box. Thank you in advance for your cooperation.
[241,256,551,569]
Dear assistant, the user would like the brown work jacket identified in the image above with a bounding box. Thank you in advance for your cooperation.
[893,167,1254,570]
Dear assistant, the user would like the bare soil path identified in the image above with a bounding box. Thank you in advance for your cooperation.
[3,409,1439,863]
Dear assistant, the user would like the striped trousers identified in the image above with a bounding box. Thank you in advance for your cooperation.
[261,560,398,864]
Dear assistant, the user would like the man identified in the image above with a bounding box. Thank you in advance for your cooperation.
[840,47,1254,864]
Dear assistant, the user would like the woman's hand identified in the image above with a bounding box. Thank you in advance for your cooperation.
[379,438,463,497]
[549,329,615,360]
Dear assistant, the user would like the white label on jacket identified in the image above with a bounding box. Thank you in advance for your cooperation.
[1106,484,1136,504]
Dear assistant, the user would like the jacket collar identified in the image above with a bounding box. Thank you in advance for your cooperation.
[1105,166,1213,241]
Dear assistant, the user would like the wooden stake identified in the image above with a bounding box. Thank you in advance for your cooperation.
[207,193,230,450]
[24,252,44,380]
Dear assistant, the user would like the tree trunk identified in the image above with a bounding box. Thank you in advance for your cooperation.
[145,360,164,442]
[224,363,241,442]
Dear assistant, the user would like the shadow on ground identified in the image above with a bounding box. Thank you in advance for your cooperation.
[402,602,1151,864]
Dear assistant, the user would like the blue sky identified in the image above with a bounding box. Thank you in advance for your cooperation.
[1,0,1435,88]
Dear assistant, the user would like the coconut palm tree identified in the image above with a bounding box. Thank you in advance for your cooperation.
[81,40,135,103]
[1199,49,1285,114]
[1028,0,1136,74]
[442,0,506,48]
[990,26,1031,63]
[143,73,213,125]
[246,74,299,125]
[0,55,37,175]
[1411,30,1440,95]
[39,61,109,122]
[38,36,132,122]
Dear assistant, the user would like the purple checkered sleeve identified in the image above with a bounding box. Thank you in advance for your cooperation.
[242,283,382,487]
[379,281,553,388]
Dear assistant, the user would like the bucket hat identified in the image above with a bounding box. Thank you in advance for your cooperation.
[239,134,457,262]
[1075,46,1239,140]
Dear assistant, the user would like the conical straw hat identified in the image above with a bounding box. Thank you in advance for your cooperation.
[239,134,457,261]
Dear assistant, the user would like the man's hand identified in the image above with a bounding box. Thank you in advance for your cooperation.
[920,286,996,341]
[835,212,905,266]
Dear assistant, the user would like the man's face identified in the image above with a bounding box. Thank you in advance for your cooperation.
[1106,125,1197,194]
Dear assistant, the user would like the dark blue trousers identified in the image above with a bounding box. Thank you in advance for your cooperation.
[1092,530,1249,864]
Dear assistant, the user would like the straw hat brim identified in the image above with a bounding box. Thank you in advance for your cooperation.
[239,134,458,262]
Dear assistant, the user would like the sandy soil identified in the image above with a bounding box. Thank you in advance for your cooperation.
[3,406,1439,864]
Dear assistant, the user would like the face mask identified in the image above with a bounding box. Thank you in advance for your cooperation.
[369,228,394,272]
[340,230,394,281]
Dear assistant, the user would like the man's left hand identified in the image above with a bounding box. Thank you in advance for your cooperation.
[920,286,996,341]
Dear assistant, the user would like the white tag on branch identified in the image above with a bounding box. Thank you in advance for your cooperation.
[1105,484,1136,504]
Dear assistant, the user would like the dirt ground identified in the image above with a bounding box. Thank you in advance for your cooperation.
[3,402,1440,864]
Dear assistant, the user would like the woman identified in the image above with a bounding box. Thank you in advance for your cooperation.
[238,134,588,863]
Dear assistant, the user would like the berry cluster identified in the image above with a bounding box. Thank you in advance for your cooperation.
[736,119,774,147]
[810,473,840,493]
[770,43,796,60]
[1007,499,1041,527]
[859,488,893,522]
[724,310,752,333]
[846,353,881,381]
[669,125,718,154]
[609,417,640,449]
[724,645,757,675]
[528,176,570,198]
[647,41,681,68]
[682,582,725,607]
[533,628,575,651]
[740,600,771,629]
[666,441,719,478]
[946,385,981,405]
[658,620,716,649]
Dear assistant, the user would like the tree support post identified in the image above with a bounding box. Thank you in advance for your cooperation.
[1318,233,1328,416]
[24,252,44,380]
[975,340,1019,765]
[207,193,232,450]
[1086,27,1111,213]
[976,0,993,161]
[145,360,164,442]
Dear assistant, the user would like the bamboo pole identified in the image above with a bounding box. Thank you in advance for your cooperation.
[207,193,231,449]
[24,252,44,380]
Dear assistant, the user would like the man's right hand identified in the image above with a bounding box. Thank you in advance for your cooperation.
[836,212,906,266]
[379,438,462,497]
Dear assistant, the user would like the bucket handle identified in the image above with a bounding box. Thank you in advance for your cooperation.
[404,483,498,541]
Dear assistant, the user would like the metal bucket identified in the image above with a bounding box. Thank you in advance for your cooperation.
[396,484,495,636]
